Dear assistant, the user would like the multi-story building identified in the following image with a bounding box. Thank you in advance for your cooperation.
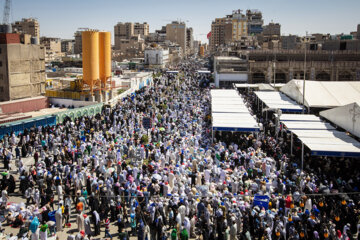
[0,33,45,101]
[261,23,281,49]
[210,16,233,51]
[116,35,145,53]
[246,10,263,35]
[73,28,89,54]
[166,21,187,54]
[231,9,248,41]
[40,37,61,58]
[144,47,169,67]
[186,27,194,52]
[281,35,300,50]
[12,18,40,42]
[134,22,149,37]
[61,39,75,53]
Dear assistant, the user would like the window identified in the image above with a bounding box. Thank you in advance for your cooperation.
[0,61,2,67]
[0,87,3,92]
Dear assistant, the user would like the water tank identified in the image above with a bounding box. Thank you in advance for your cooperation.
[31,37,39,45]
[99,32,111,84]
[82,31,100,90]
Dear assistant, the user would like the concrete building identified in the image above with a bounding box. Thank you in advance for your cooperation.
[186,27,194,52]
[117,35,145,53]
[61,39,74,53]
[74,29,89,54]
[134,22,149,37]
[231,9,248,41]
[166,21,186,54]
[0,34,46,101]
[40,37,61,60]
[281,35,300,50]
[357,24,360,40]
[144,48,169,67]
[213,56,248,88]
[246,10,263,35]
[263,23,281,36]
[210,16,233,51]
[261,23,281,49]
[12,18,40,42]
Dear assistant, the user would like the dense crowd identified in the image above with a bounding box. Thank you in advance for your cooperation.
[0,60,359,240]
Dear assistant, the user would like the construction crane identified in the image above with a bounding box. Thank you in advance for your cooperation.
[3,0,11,24]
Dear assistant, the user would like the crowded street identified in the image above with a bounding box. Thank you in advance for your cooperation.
[0,60,359,240]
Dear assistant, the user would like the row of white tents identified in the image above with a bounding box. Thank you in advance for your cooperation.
[210,90,259,136]
[234,80,360,160]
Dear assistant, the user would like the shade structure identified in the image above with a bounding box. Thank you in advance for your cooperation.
[212,112,259,132]
[280,80,360,108]
[281,121,336,131]
[320,102,360,139]
[254,91,303,112]
[290,129,360,157]
[279,114,321,122]
[211,89,259,133]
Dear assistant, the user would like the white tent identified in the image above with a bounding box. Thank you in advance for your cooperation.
[280,80,360,108]
[254,91,304,112]
[212,112,259,132]
[210,89,240,98]
[279,114,321,122]
[320,102,360,138]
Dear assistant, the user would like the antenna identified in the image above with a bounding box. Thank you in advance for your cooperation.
[3,0,11,24]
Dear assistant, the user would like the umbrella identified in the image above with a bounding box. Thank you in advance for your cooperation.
[0,172,8,176]
[225,168,233,173]
[107,167,115,174]
[152,174,162,181]
[159,127,165,132]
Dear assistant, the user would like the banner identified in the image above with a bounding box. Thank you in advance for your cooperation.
[253,195,270,210]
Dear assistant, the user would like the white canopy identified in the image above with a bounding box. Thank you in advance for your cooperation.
[212,112,259,132]
[280,80,360,108]
[290,129,360,157]
[210,89,240,98]
[211,89,259,132]
[254,91,303,112]
[320,102,360,138]
[281,121,336,131]
[279,114,321,122]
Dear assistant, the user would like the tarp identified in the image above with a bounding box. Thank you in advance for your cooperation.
[253,195,270,210]
[320,102,360,139]
[280,80,360,108]
[255,91,303,112]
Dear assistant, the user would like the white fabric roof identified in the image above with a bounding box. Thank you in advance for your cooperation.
[255,91,303,112]
[210,89,240,98]
[320,102,360,138]
[212,112,259,132]
[280,80,360,108]
[279,114,321,122]
[211,89,259,132]
[290,130,360,157]
[281,121,336,130]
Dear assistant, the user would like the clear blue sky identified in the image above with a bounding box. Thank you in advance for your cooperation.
[9,0,360,43]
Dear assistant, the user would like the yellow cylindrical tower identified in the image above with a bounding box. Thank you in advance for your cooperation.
[199,46,204,57]
[99,31,111,86]
[82,31,100,92]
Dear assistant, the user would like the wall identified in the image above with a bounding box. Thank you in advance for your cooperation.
[49,98,97,108]
[0,96,49,114]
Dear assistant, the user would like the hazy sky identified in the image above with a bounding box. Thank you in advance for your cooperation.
[9,0,360,43]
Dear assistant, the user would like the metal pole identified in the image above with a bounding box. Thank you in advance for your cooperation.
[291,132,293,156]
[302,40,307,114]
[301,142,304,172]
[273,60,276,88]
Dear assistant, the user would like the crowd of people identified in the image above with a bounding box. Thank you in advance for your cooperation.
[0,60,359,240]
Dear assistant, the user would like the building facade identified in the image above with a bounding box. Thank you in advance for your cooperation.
[166,21,186,54]
[0,37,46,101]
[144,48,169,67]
[231,10,248,41]
[246,10,263,35]
[134,22,149,37]
[186,27,194,52]
[12,18,40,42]
[61,39,75,53]
[210,16,233,51]
[40,37,62,60]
